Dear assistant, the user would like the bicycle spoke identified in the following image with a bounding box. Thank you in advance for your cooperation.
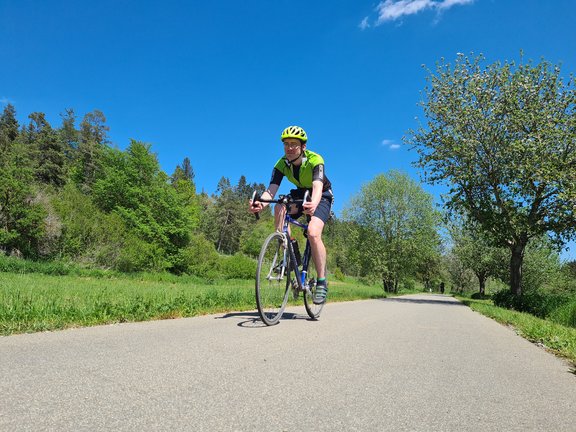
[256,232,290,325]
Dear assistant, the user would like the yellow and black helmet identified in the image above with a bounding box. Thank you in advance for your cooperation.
[280,125,307,143]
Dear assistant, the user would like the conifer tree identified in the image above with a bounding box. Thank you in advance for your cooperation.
[27,112,66,187]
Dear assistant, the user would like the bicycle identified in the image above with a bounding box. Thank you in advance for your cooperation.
[251,191,325,326]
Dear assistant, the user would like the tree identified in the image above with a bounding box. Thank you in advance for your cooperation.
[172,157,196,186]
[0,136,46,257]
[181,157,195,182]
[450,218,508,295]
[0,104,19,149]
[27,112,66,187]
[445,252,476,293]
[59,108,79,161]
[409,53,576,296]
[92,140,194,271]
[201,176,265,254]
[73,110,109,192]
[343,170,441,292]
[171,162,200,233]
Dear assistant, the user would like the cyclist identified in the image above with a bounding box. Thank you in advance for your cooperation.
[249,125,333,304]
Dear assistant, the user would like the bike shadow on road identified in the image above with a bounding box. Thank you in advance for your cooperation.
[215,311,315,328]
[379,295,466,307]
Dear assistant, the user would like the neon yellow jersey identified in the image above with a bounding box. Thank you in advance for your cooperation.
[272,149,331,191]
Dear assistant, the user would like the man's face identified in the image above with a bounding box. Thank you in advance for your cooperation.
[283,138,303,159]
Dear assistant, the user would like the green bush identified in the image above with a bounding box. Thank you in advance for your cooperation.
[0,255,72,275]
[220,253,256,279]
[493,289,572,319]
[52,184,126,263]
[172,234,221,279]
[403,279,416,291]
[239,222,275,259]
[116,236,169,273]
[0,254,118,278]
[549,300,576,329]
[334,267,345,281]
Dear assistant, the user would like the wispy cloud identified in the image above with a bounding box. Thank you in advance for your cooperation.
[359,17,370,30]
[0,97,13,106]
[361,0,474,27]
[382,139,401,150]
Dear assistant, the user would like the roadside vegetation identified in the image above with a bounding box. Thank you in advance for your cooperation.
[0,260,395,335]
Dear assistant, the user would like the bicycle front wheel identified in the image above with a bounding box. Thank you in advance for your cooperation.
[256,232,291,326]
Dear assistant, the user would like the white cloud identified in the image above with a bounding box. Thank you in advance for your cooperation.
[382,139,401,150]
[374,0,474,24]
[359,16,370,30]
[0,97,13,105]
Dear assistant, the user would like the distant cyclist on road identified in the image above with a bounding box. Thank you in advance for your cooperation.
[249,126,334,304]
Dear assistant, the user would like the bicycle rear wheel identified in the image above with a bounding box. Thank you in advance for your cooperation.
[256,232,291,326]
[303,278,325,320]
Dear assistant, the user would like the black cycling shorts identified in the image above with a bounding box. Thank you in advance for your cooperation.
[287,189,334,224]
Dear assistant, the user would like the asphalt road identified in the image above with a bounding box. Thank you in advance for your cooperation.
[1,294,575,431]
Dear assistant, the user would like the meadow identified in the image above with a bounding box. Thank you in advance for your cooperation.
[0,270,385,335]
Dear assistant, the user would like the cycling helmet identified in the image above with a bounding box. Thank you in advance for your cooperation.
[281,125,307,143]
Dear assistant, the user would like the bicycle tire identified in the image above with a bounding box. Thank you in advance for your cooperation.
[303,278,325,319]
[255,232,291,326]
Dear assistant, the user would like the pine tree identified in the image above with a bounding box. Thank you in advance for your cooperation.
[60,108,79,158]
[27,112,66,187]
[181,157,195,182]
[74,110,109,192]
[0,104,19,150]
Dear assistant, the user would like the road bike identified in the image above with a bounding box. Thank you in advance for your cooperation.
[251,191,325,326]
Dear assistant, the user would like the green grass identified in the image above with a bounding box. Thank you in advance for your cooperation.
[0,272,387,335]
[457,296,576,367]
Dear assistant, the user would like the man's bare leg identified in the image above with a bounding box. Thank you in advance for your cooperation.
[307,216,326,279]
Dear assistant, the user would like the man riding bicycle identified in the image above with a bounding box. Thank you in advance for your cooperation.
[249,125,333,304]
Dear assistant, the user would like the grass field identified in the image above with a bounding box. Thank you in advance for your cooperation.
[0,272,385,335]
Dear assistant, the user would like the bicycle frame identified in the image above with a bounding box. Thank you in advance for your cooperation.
[252,191,313,294]
[282,213,312,293]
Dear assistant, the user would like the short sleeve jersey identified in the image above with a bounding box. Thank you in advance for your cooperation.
[270,149,332,191]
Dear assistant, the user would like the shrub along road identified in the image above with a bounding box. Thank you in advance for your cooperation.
[1,294,574,431]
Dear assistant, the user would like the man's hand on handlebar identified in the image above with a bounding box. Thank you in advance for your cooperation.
[249,199,263,214]
[249,191,263,214]
[303,200,318,216]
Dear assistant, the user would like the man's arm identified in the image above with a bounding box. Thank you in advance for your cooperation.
[303,180,323,215]
[249,183,280,213]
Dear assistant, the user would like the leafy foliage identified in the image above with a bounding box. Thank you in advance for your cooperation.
[410,53,576,295]
[343,170,442,292]
[0,108,46,257]
[493,289,573,323]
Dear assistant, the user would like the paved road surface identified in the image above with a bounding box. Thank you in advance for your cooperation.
[1,294,575,431]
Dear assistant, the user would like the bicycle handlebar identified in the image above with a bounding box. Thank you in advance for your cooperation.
[250,190,310,221]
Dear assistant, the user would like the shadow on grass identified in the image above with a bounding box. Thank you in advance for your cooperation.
[216,310,315,328]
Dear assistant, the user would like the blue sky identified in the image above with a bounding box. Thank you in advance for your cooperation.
[1,0,575,259]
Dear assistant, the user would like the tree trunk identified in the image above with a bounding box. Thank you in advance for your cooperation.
[382,278,394,293]
[217,210,231,253]
[510,240,527,296]
[478,275,486,296]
